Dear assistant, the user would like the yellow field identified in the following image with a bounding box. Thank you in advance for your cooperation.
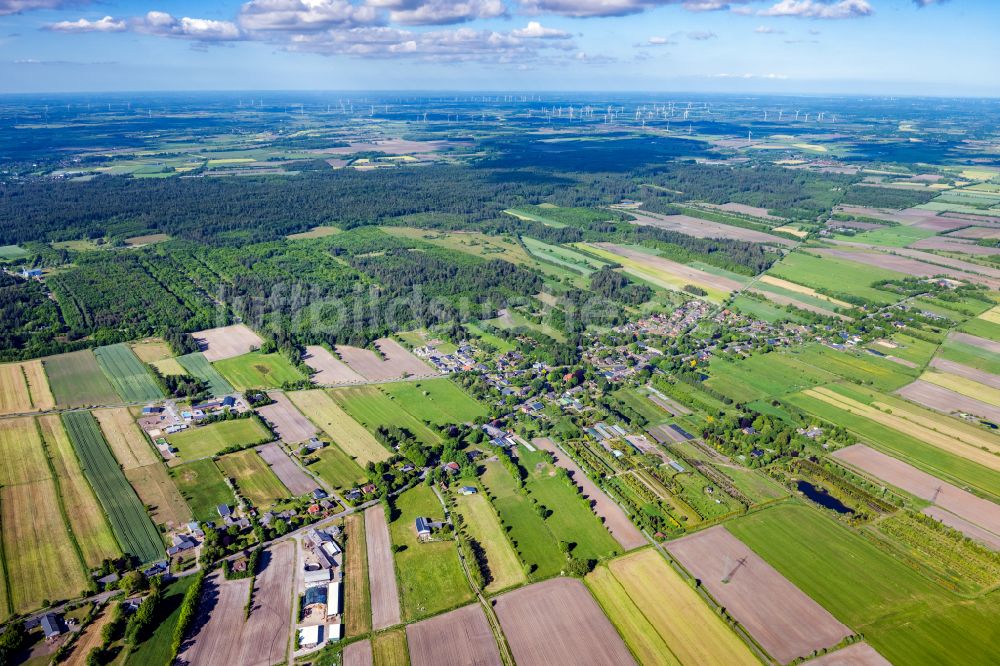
[0,360,54,415]
[125,464,192,528]
[287,389,390,466]
[978,305,1000,326]
[867,397,1000,454]
[94,407,160,469]
[606,549,757,665]
[805,387,1000,470]
[773,225,809,238]
[920,371,1000,407]
[792,143,828,153]
[151,357,187,376]
[38,415,121,567]
[129,338,174,363]
[0,416,49,486]
[372,628,409,666]
[455,492,527,593]
[758,276,852,308]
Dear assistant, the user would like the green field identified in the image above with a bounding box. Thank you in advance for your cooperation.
[94,343,165,403]
[612,387,672,425]
[330,385,442,446]
[44,350,121,408]
[389,485,473,621]
[380,378,487,426]
[176,352,234,396]
[837,225,937,247]
[938,338,1000,376]
[125,575,197,665]
[305,443,366,492]
[171,459,233,522]
[792,344,916,392]
[165,418,272,463]
[768,250,905,304]
[454,490,527,593]
[0,244,28,260]
[481,461,565,578]
[216,449,289,507]
[463,322,514,353]
[62,411,163,563]
[522,236,610,275]
[214,351,307,390]
[287,389,391,466]
[729,295,806,323]
[706,351,838,403]
[959,317,1000,343]
[728,503,1000,666]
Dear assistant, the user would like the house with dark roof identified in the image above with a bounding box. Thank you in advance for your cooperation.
[217,504,231,518]
[41,614,65,640]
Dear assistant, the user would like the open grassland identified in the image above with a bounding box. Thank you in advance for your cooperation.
[522,236,610,275]
[38,415,120,566]
[365,504,402,631]
[331,385,442,445]
[288,389,390,466]
[124,463,192,528]
[93,407,159,469]
[176,352,234,396]
[494,578,637,666]
[344,513,372,636]
[960,312,1000,342]
[1,478,88,613]
[384,226,534,265]
[171,458,233,522]
[390,485,473,621]
[44,350,120,408]
[0,360,54,415]
[793,344,917,392]
[372,629,409,666]
[63,411,163,563]
[165,417,271,464]
[407,603,502,666]
[380,378,486,426]
[128,338,174,363]
[0,416,50,486]
[596,549,758,666]
[214,351,306,390]
[0,244,28,259]
[152,357,188,376]
[305,439,367,491]
[728,503,1000,666]
[455,490,527,593]
[124,576,196,666]
[729,294,807,323]
[94,343,164,402]
[191,323,264,362]
[768,250,905,304]
[464,321,515,353]
[216,449,289,507]
[706,352,838,403]
[839,225,937,247]
[758,275,852,308]
[481,460,565,578]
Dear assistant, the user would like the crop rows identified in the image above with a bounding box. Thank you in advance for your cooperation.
[94,343,165,403]
[62,411,163,563]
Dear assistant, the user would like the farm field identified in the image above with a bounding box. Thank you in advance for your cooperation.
[729,294,807,323]
[164,417,271,464]
[792,344,916,392]
[666,524,851,664]
[768,250,904,304]
[124,575,197,664]
[902,376,1000,421]
[93,407,159,469]
[380,378,486,426]
[150,357,186,376]
[959,315,1000,343]
[0,243,28,259]
[302,345,365,384]
[124,463,192,528]
[177,573,251,665]
[464,321,515,353]
[176,352,234,396]
[494,577,636,666]
[171,459,234,522]
[522,236,610,275]
[343,640,373,666]
[256,391,317,443]
[706,352,838,403]
[43,349,120,408]
[532,438,646,551]
[808,643,891,666]
[287,389,390,466]
[365,504,402,630]
[838,225,937,246]
[818,247,1000,291]
[0,359,54,415]
[454,490,527,593]
[128,338,174,363]
[335,340,435,383]
[214,351,307,390]
[406,603,501,666]
[215,449,289,507]
[0,416,49,486]
[62,411,163,563]
[239,541,295,666]
[191,324,264,362]
[758,275,852,308]
[330,385,442,446]
[371,629,409,666]
[344,513,371,636]
[38,415,121,567]
[93,343,164,402]
[389,484,473,621]
[304,439,367,491]
[625,210,794,246]
[256,442,316,496]
[938,337,1000,376]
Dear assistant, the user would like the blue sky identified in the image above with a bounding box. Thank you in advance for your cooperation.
[0,0,995,95]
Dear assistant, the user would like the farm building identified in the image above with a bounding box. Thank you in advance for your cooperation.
[460,486,478,495]
[217,504,231,518]
[304,567,332,585]
[327,623,343,642]
[327,582,341,616]
[298,625,322,649]
[41,614,65,640]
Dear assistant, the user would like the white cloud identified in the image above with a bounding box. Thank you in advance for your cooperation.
[711,72,788,79]
[366,0,507,25]
[510,21,571,39]
[754,25,785,33]
[0,0,82,16]
[136,11,242,41]
[755,0,873,19]
[913,0,948,6]
[519,0,750,18]
[47,15,125,32]
[238,0,377,32]
[686,30,717,39]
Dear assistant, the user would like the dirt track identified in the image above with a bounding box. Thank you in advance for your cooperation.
[257,443,317,496]
[666,526,851,664]
[258,392,318,444]
[494,578,635,666]
[365,504,401,630]
[192,324,264,362]
[407,603,501,666]
[532,438,646,551]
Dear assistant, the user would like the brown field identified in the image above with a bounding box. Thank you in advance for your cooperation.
[626,210,795,246]
[666,526,851,664]
[897,379,1000,423]
[343,640,374,666]
[931,358,1000,390]
[303,345,365,384]
[0,360,54,415]
[494,577,635,666]
[124,233,170,247]
[533,438,646,551]
[942,211,1000,225]
[833,444,1000,539]
[192,324,264,362]
[950,331,1000,355]
[702,202,784,221]
[406,603,501,666]
[129,338,174,362]
[94,407,159,469]
[910,237,1000,255]
[948,226,1000,240]
[758,275,852,308]
[807,642,891,666]
[256,442,316,496]
[922,506,1000,551]
[646,424,687,444]
[817,248,1000,290]
[177,572,251,665]
[125,463,192,527]
[365,504,401,630]
[336,339,436,382]
[258,392,317,444]
[65,606,113,666]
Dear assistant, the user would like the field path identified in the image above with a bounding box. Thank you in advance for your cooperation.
[365,504,401,630]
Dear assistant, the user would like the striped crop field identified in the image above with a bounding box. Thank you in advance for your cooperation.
[62,411,163,563]
[94,343,165,403]
[176,352,234,396]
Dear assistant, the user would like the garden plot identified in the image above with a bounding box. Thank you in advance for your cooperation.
[303,345,365,384]
[257,391,317,443]
[406,603,501,666]
[666,526,851,665]
[256,442,316,496]
[191,324,264,362]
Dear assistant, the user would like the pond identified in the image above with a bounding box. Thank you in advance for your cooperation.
[796,480,853,515]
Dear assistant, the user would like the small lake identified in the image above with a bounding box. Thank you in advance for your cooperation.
[796,480,853,515]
